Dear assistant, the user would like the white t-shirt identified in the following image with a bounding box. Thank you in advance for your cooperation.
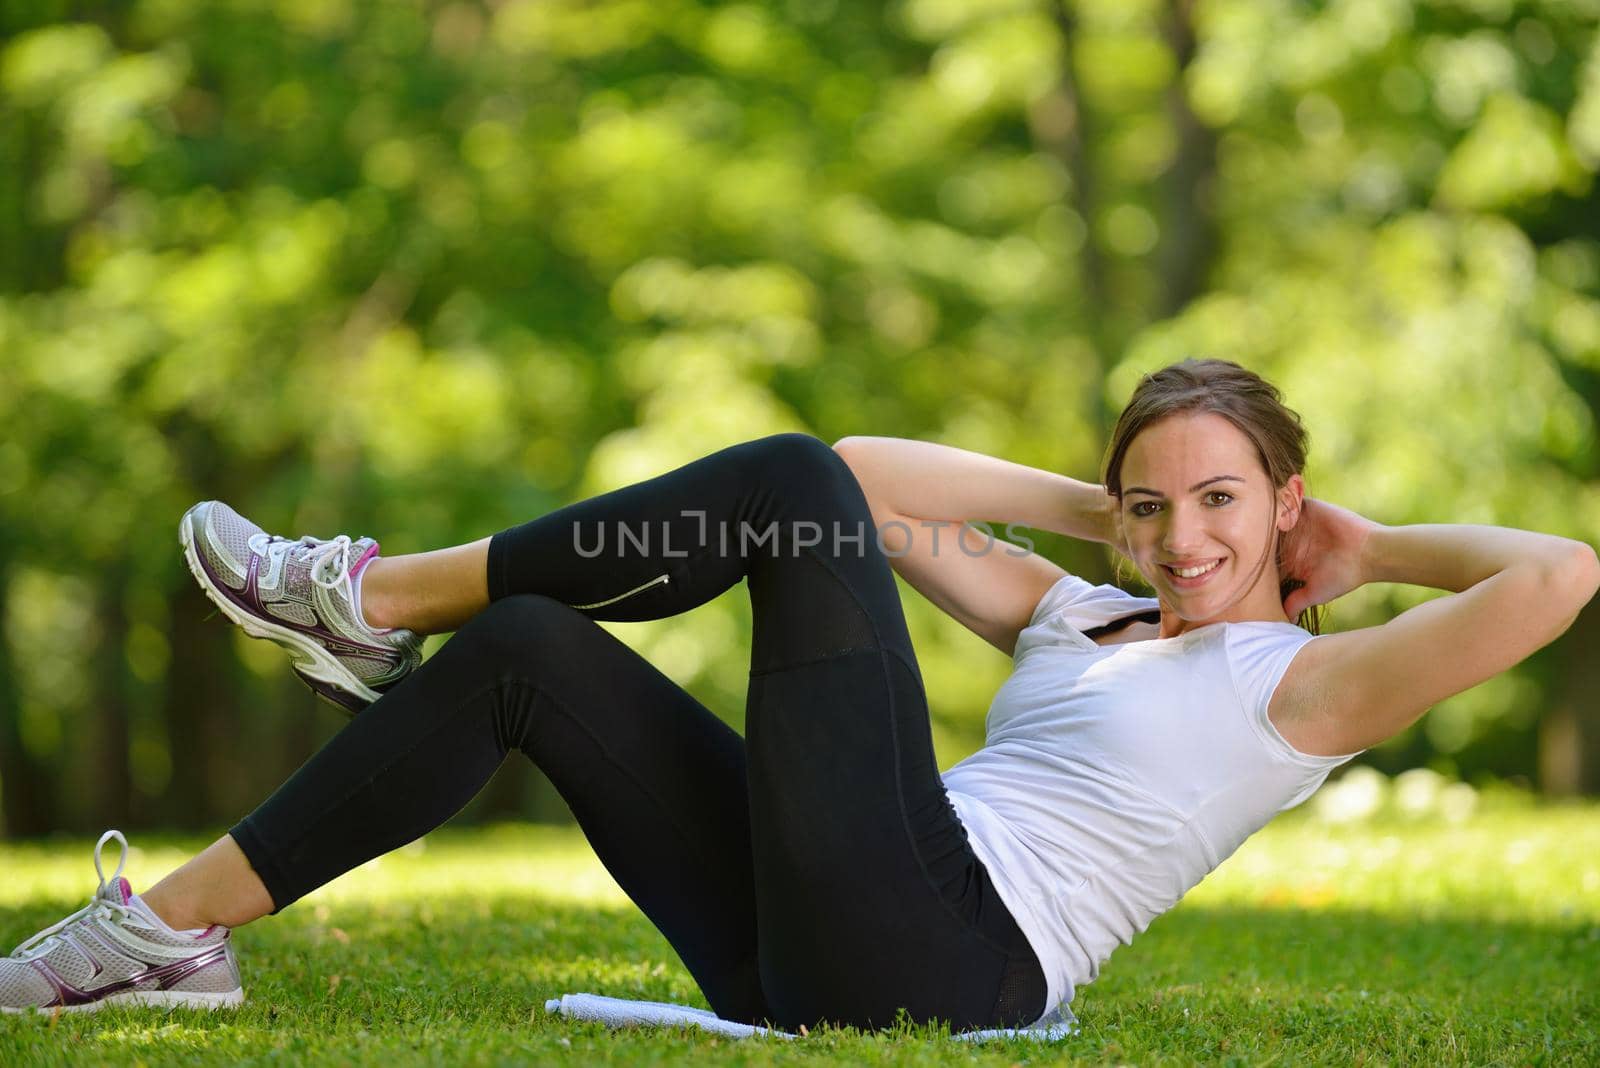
[942,574,1362,1027]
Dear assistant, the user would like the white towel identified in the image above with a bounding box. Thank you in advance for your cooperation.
[543,992,1078,1042]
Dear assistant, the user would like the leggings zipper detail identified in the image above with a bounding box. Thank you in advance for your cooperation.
[571,573,671,611]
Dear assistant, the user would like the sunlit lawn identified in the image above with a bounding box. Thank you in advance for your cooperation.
[2,791,1596,1066]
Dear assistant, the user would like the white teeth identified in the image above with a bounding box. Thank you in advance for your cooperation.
[1170,559,1221,579]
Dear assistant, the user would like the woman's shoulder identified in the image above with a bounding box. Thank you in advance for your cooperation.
[1218,623,1366,765]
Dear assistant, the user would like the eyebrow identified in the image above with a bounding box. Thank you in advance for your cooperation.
[1123,475,1246,499]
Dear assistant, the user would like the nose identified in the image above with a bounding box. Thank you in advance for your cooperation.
[1160,503,1208,557]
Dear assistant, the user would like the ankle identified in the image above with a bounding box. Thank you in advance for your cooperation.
[139,889,209,933]
[356,558,400,631]
[141,834,274,930]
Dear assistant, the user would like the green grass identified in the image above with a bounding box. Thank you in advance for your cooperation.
[2,794,1596,1066]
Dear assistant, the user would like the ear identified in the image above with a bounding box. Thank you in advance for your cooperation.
[1276,473,1305,532]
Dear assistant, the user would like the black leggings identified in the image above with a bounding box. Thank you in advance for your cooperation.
[229,433,1047,1032]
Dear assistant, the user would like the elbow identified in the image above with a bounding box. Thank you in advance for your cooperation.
[833,435,885,457]
[831,437,863,474]
[1539,541,1600,607]
[831,437,883,507]
[1576,542,1600,602]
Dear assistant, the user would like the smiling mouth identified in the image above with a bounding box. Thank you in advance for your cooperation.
[1162,558,1224,580]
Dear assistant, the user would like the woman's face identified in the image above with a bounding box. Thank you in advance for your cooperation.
[1117,411,1301,625]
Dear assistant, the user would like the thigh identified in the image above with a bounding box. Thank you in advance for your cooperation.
[738,501,1039,1029]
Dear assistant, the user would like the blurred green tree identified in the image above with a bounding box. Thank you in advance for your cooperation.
[1,0,1596,835]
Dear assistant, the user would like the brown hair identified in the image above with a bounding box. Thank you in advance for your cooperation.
[1102,358,1324,635]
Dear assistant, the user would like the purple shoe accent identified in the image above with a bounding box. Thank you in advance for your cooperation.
[349,541,381,577]
[30,942,232,1009]
[114,878,132,905]
[244,551,264,612]
[60,934,105,981]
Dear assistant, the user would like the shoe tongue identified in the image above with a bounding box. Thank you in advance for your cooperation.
[102,877,133,905]
[349,539,381,578]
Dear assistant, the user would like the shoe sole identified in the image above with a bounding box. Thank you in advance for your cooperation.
[179,506,379,714]
[0,988,244,1014]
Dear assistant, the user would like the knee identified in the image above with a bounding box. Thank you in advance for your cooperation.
[755,431,839,468]
[749,433,858,496]
[456,594,583,664]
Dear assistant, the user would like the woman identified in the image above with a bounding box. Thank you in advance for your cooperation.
[4,359,1595,1029]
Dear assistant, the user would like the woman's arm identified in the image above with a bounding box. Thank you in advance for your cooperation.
[834,436,1119,544]
[832,436,1117,655]
[1359,522,1587,592]
[1273,513,1600,756]
[1279,498,1591,614]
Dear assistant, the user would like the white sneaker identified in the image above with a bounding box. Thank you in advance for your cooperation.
[0,831,244,1014]
[180,500,423,713]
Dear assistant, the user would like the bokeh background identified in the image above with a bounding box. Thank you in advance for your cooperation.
[2,0,1598,838]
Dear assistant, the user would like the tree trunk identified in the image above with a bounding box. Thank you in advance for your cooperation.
[1037,1,1108,365]
[92,570,134,827]
[1154,0,1219,319]
[0,559,57,837]
[1541,359,1600,795]
[159,581,232,828]
[1538,602,1600,795]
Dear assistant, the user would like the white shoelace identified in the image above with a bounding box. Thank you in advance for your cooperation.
[304,534,357,595]
[11,830,134,959]
[257,534,358,598]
